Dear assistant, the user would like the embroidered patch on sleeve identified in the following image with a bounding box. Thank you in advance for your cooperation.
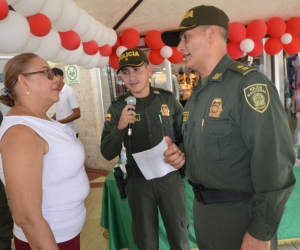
[105,114,111,121]
[244,84,270,113]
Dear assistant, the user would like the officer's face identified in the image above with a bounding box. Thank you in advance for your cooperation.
[120,64,152,98]
[177,26,210,72]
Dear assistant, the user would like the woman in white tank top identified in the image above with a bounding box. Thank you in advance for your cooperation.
[0,53,89,250]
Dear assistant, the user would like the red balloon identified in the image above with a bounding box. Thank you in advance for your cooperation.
[227,42,243,60]
[145,30,165,50]
[286,17,300,36]
[82,40,99,55]
[112,35,121,51]
[121,28,140,49]
[59,30,81,50]
[267,17,286,37]
[168,47,183,64]
[109,51,119,69]
[0,0,8,21]
[27,13,51,37]
[228,22,246,42]
[264,37,283,55]
[247,40,263,57]
[246,20,267,40]
[99,44,112,56]
[148,49,164,65]
[283,36,300,54]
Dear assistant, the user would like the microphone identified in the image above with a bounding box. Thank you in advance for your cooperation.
[127,96,136,136]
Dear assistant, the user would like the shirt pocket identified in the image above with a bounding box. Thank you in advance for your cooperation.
[200,120,234,161]
[161,116,174,139]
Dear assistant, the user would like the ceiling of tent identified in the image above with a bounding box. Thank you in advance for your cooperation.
[73,0,300,35]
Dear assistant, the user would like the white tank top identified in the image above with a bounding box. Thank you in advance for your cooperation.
[0,116,90,243]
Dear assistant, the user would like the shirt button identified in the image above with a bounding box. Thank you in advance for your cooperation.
[196,100,199,104]
[148,120,151,123]
[149,134,152,137]
[193,144,196,148]
[193,122,196,126]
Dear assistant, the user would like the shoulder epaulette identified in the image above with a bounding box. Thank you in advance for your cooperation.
[112,93,126,103]
[153,87,173,95]
[228,61,257,76]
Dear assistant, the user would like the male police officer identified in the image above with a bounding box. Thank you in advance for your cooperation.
[101,49,189,250]
[162,5,296,250]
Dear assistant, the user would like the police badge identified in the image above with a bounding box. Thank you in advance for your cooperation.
[160,104,170,116]
[209,98,223,118]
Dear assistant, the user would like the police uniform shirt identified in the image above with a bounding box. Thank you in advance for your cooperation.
[182,54,296,240]
[101,87,183,168]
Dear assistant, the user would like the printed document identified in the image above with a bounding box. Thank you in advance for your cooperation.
[132,138,177,180]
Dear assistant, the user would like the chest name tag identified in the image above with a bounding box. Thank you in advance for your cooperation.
[183,112,189,122]
[135,114,141,121]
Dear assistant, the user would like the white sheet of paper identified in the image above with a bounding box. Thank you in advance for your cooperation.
[132,138,177,180]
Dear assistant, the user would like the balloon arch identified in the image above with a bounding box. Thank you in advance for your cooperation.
[0,0,300,69]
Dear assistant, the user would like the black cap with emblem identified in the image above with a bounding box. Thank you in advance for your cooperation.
[117,49,149,74]
[161,5,229,47]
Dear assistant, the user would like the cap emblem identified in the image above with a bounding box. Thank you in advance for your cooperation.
[182,10,193,20]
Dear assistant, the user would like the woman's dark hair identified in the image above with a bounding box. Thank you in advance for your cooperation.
[0,53,38,107]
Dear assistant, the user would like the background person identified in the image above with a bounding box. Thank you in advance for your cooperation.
[0,110,13,250]
[0,53,89,249]
[162,5,296,250]
[101,49,189,250]
[51,68,81,138]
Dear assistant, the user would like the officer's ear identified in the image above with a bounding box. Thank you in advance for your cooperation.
[207,26,218,43]
[146,63,152,77]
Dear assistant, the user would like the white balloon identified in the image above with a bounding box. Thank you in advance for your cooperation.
[240,38,255,53]
[52,0,79,32]
[18,34,41,53]
[73,8,91,36]
[12,0,46,17]
[80,16,98,42]
[97,26,109,47]
[0,11,30,53]
[281,33,292,44]
[76,53,92,66]
[82,53,101,69]
[116,46,128,57]
[6,0,20,4]
[160,46,173,58]
[106,28,117,47]
[40,0,63,23]
[63,43,84,65]
[97,55,109,68]
[94,22,104,45]
[51,46,70,63]
[34,29,60,61]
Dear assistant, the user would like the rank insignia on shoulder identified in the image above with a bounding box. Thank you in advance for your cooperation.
[160,104,170,116]
[209,98,223,118]
[183,112,189,122]
[229,63,257,76]
[212,73,222,80]
[105,113,111,121]
[244,84,270,113]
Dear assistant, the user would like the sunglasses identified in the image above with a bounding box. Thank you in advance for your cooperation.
[12,69,55,87]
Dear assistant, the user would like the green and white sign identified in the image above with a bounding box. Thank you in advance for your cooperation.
[64,65,80,86]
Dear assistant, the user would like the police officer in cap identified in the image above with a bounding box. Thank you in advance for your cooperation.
[101,49,190,250]
[162,5,295,250]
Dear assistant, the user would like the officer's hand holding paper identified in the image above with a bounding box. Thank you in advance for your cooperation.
[132,137,184,180]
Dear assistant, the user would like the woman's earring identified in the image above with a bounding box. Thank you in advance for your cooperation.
[26,91,30,95]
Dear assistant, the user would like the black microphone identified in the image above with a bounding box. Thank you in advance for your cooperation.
[127,96,136,136]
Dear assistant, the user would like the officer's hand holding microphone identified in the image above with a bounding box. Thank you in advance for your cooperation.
[117,104,136,130]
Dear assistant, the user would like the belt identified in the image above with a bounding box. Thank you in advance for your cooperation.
[125,165,145,179]
[188,180,253,205]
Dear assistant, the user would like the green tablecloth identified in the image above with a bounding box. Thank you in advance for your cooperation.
[100,171,198,250]
[100,167,300,249]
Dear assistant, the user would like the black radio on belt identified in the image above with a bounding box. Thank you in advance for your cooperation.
[113,166,127,199]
